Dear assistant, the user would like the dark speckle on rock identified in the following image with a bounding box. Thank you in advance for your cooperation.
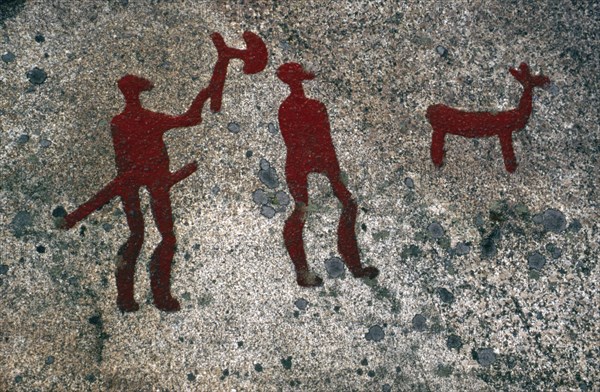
[14,375,23,384]
[527,252,546,271]
[36,245,46,253]
[474,214,485,227]
[437,287,454,304]
[40,138,51,148]
[428,222,444,239]
[412,313,427,331]
[35,33,45,43]
[27,67,47,85]
[367,370,375,378]
[245,150,253,158]
[2,51,15,63]
[254,363,263,372]
[267,122,278,134]
[102,223,113,232]
[382,384,392,392]
[447,334,462,350]
[45,355,55,365]
[258,168,279,189]
[455,242,471,256]
[11,211,32,237]
[542,209,566,233]
[187,373,195,381]
[0,264,8,275]
[220,369,229,379]
[481,228,500,258]
[227,122,240,134]
[275,191,290,209]
[85,374,96,383]
[324,257,345,278]
[252,189,269,205]
[258,159,279,189]
[476,348,496,367]
[260,205,276,219]
[365,325,384,342]
[52,206,67,218]
[436,45,448,57]
[360,358,368,366]
[88,315,102,326]
[259,158,270,171]
[568,219,582,232]
[17,134,29,144]
[404,177,414,188]
[211,185,220,195]
[281,356,292,370]
[294,298,308,310]
[545,243,562,259]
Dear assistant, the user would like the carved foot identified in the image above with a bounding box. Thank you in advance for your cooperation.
[117,298,140,313]
[154,295,181,312]
[297,271,323,287]
[352,266,379,280]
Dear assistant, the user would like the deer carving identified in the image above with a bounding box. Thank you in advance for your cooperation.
[426,63,550,173]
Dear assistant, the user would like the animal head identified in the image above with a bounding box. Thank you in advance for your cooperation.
[509,63,551,88]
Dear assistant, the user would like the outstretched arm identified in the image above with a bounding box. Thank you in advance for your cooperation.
[157,35,233,129]
[161,85,212,129]
[159,31,267,130]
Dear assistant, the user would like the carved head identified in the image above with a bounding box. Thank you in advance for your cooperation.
[118,74,154,100]
[277,62,315,85]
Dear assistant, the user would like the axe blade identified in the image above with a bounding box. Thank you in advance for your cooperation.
[240,31,268,74]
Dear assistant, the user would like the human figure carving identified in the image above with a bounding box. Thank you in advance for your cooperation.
[277,62,379,287]
[61,32,267,312]
[426,62,550,172]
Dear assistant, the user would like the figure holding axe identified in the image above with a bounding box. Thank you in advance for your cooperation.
[61,32,267,312]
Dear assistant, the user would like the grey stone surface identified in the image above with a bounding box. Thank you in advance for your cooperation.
[251,189,269,205]
[0,1,598,391]
[527,251,547,271]
[227,121,241,134]
[412,313,427,331]
[542,208,567,233]
[324,256,345,278]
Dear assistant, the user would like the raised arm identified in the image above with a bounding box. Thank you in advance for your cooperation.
[161,31,267,130]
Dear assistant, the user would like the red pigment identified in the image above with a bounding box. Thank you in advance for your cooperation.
[426,62,550,173]
[277,63,379,287]
[62,32,267,312]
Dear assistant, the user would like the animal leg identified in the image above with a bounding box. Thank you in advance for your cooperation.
[431,131,446,168]
[499,132,517,173]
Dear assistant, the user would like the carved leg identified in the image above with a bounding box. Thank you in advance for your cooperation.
[284,173,322,287]
[116,190,144,312]
[330,174,378,280]
[499,132,517,173]
[431,131,446,168]
[148,185,180,312]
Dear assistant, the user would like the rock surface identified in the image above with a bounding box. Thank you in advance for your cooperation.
[0,1,597,391]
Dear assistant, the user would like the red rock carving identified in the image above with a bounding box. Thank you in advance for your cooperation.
[426,63,550,173]
[61,32,267,312]
[277,63,379,287]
